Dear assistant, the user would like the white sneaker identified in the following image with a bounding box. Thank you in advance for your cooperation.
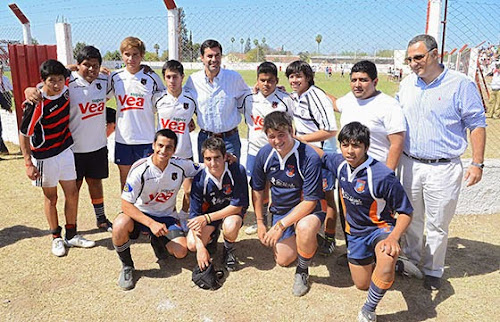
[51,237,66,257]
[65,235,96,248]
[244,224,258,235]
[358,308,377,322]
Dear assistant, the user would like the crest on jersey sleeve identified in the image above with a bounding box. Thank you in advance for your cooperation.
[141,78,147,85]
[96,83,102,90]
[123,183,133,192]
[183,103,189,110]
[286,164,295,177]
[172,172,178,181]
[355,179,366,193]
[272,101,278,108]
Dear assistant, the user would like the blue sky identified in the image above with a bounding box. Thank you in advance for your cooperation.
[1,0,498,56]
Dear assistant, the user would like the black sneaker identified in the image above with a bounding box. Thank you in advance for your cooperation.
[424,275,442,290]
[317,234,335,257]
[222,247,237,271]
[150,235,169,260]
[97,218,113,232]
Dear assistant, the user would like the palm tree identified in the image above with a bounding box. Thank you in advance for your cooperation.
[240,38,244,53]
[154,43,160,56]
[315,34,322,54]
[253,39,259,61]
[231,37,235,53]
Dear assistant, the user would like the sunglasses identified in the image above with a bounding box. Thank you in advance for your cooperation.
[405,48,436,64]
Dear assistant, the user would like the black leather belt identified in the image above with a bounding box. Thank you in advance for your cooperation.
[200,127,238,139]
[403,152,451,164]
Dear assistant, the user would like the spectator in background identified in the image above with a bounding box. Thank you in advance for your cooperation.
[0,65,13,155]
[485,63,500,118]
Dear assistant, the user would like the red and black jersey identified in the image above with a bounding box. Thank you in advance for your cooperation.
[19,87,73,159]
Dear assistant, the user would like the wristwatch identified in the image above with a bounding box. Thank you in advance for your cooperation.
[471,162,484,169]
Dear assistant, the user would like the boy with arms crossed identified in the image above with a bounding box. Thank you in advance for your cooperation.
[187,137,249,271]
[19,60,95,257]
[239,62,294,234]
[252,111,324,297]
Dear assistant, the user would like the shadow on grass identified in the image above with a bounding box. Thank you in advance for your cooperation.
[379,236,500,321]
[0,225,47,248]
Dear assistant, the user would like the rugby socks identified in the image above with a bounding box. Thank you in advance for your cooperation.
[325,231,336,242]
[114,240,134,268]
[362,274,393,313]
[223,239,235,253]
[92,199,106,223]
[51,226,62,239]
[65,224,77,240]
[296,254,312,275]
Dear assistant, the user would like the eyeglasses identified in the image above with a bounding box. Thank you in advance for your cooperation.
[405,48,436,64]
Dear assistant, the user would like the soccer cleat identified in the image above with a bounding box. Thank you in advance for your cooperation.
[244,224,258,235]
[97,218,113,232]
[51,237,66,257]
[396,256,423,279]
[150,235,169,260]
[65,235,96,248]
[118,266,135,290]
[317,234,336,257]
[336,253,348,266]
[358,308,377,322]
[222,248,237,271]
[424,275,442,290]
[292,273,310,297]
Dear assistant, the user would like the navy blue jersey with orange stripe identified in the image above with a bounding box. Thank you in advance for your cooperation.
[190,162,249,218]
[19,87,73,160]
[322,153,413,236]
[251,140,324,215]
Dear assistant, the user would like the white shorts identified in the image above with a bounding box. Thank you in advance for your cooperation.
[32,148,77,187]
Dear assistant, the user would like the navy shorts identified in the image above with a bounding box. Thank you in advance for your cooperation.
[130,214,184,240]
[346,226,394,266]
[115,142,153,165]
[272,208,326,242]
[74,146,109,180]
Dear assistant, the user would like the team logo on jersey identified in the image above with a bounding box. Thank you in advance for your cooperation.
[123,183,133,192]
[172,172,178,181]
[141,78,147,85]
[64,90,70,100]
[286,164,295,177]
[272,101,278,108]
[96,83,102,90]
[183,103,189,110]
[193,163,201,170]
[222,183,232,195]
[355,179,366,193]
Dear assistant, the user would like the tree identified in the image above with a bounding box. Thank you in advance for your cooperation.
[104,50,121,61]
[144,51,159,61]
[253,39,259,61]
[298,51,311,62]
[244,38,251,53]
[230,37,235,53]
[160,50,169,61]
[154,44,160,56]
[240,38,244,53]
[261,37,266,46]
[244,48,265,62]
[315,34,322,54]
[73,42,87,59]
[178,7,190,61]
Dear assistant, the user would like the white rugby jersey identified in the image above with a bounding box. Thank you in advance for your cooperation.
[291,85,337,148]
[121,156,203,217]
[68,71,108,153]
[240,89,294,156]
[108,67,165,144]
[153,89,197,159]
[337,91,406,163]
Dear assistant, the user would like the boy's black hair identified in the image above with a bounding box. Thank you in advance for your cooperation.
[285,60,314,86]
[40,59,68,80]
[162,59,184,77]
[263,111,293,135]
[338,121,370,148]
[200,39,222,56]
[76,46,102,65]
[257,61,278,78]
[154,128,178,148]
[201,137,226,158]
[351,60,377,81]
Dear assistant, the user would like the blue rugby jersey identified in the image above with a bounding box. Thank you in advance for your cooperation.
[251,140,324,215]
[322,153,413,236]
[190,162,249,218]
